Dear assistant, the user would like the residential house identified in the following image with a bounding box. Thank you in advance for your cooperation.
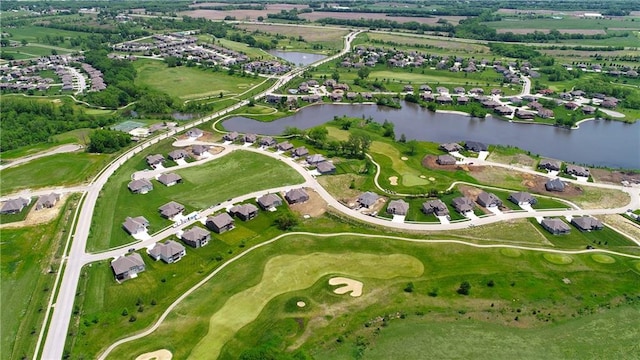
[122,216,149,236]
[186,128,203,139]
[436,95,453,104]
[257,193,283,210]
[494,106,513,116]
[436,154,456,165]
[566,164,590,177]
[223,131,239,141]
[565,102,579,110]
[149,240,186,263]
[0,197,31,214]
[515,109,535,120]
[582,105,596,115]
[545,178,565,192]
[35,193,60,210]
[436,86,448,94]
[571,217,603,231]
[451,197,474,214]
[457,96,469,105]
[157,173,183,187]
[181,226,211,248]
[244,133,257,143]
[464,141,488,152]
[541,218,571,235]
[230,203,259,221]
[158,201,185,219]
[111,253,145,282]
[128,179,153,194]
[387,199,409,215]
[316,161,336,175]
[206,212,235,233]
[476,191,502,208]
[422,199,449,217]
[168,149,189,161]
[277,142,294,152]
[538,108,555,118]
[306,154,326,165]
[439,143,463,152]
[259,136,276,147]
[454,87,465,94]
[293,146,309,157]
[192,144,210,156]
[146,154,164,168]
[508,192,537,206]
[421,92,435,102]
[357,192,379,208]
[539,159,561,172]
[285,188,309,204]
[481,99,501,109]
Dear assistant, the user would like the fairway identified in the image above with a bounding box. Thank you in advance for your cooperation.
[370,141,428,187]
[188,252,423,359]
[134,60,258,100]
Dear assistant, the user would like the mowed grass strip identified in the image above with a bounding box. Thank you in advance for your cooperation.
[189,252,423,359]
[0,152,112,196]
[89,149,304,251]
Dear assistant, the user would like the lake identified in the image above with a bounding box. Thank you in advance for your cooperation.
[268,50,327,66]
[222,102,640,169]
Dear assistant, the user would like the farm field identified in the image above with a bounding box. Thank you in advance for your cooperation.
[134,59,264,100]
[101,234,640,360]
[88,148,304,251]
[237,23,348,50]
[483,18,640,31]
[300,11,466,25]
[0,152,112,196]
[365,32,490,53]
[1,195,78,360]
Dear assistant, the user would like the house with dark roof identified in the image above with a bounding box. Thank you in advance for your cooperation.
[436,154,456,165]
[149,240,186,263]
[508,192,537,206]
[457,96,469,105]
[277,142,294,152]
[230,203,259,221]
[541,218,571,235]
[186,128,203,139]
[539,159,561,172]
[387,199,409,215]
[181,226,211,248]
[436,95,453,104]
[158,201,185,219]
[168,149,189,161]
[306,154,326,165]
[357,192,379,208]
[122,216,149,235]
[157,173,182,187]
[494,106,513,116]
[146,154,164,168]
[566,164,590,177]
[259,136,276,147]
[111,253,145,282]
[0,197,31,214]
[257,193,282,210]
[422,199,449,217]
[128,179,154,194]
[582,105,596,114]
[35,193,60,210]
[206,212,235,233]
[571,217,603,231]
[451,197,475,213]
[464,141,488,152]
[192,144,210,156]
[439,143,463,152]
[316,161,336,175]
[244,133,257,143]
[476,191,502,208]
[285,188,309,204]
[293,147,309,157]
[545,178,565,192]
[223,131,239,141]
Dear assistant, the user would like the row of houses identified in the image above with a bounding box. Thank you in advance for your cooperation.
[540,216,603,235]
[0,193,60,215]
[539,159,590,178]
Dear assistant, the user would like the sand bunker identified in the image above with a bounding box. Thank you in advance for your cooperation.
[401,157,408,160]
[135,349,172,360]
[428,177,435,181]
[329,277,363,297]
[296,301,306,308]
[419,175,426,179]
[389,176,398,185]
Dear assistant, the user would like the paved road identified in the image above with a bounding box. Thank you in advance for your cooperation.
[38,30,361,360]
[0,144,83,171]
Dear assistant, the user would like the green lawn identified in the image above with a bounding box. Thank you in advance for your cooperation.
[0,152,112,196]
[134,59,264,100]
[4,26,89,49]
[1,195,78,360]
[0,199,35,224]
[0,44,70,58]
[531,218,637,249]
[100,234,640,360]
[88,149,304,251]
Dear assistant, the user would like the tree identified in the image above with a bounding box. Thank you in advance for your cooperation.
[487,279,495,287]
[404,282,414,293]
[21,39,28,46]
[406,140,418,155]
[331,71,340,82]
[357,67,371,80]
[398,133,407,143]
[307,126,328,144]
[257,16,264,22]
[457,281,471,295]
[88,129,131,153]
[274,213,298,230]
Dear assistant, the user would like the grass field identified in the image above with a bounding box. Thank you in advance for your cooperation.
[483,18,640,31]
[88,149,304,251]
[529,218,637,250]
[0,44,70,59]
[134,59,264,100]
[1,195,78,360]
[102,233,640,360]
[0,152,112,196]
[236,24,348,50]
[3,26,89,50]
[366,32,490,54]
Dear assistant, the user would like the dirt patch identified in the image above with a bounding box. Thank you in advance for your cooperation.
[591,168,640,186]
[521,173,583,197]
[286,188,327,217]
[237,23,347,42]
[600,215,640,244]
[421,155,463,172]
[135,349,172,360]
[329,277,363,297]
[487,152,537,168]
[389,176,398,186]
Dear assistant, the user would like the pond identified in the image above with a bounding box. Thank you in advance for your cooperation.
[222,102,640,169]
[268,50,327,66]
